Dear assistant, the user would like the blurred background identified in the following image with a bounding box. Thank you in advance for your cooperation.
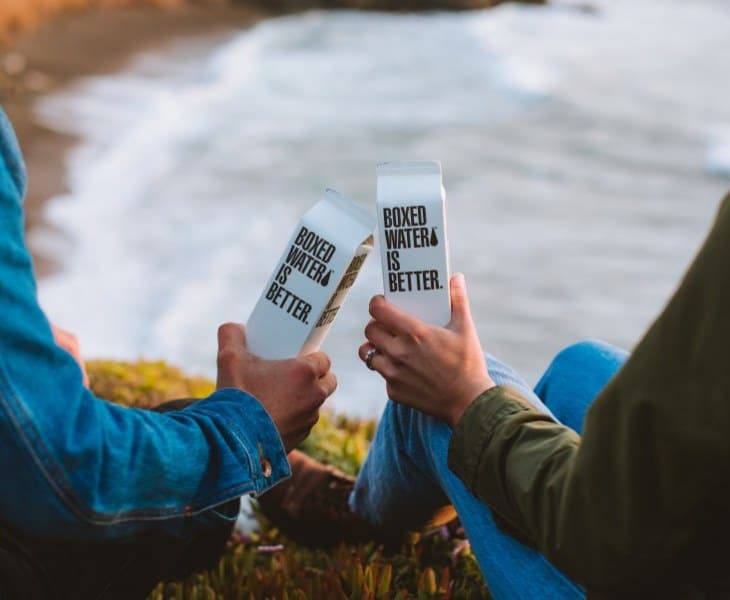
[1,0,729,417]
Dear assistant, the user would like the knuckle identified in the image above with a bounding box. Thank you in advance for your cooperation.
[408,323,423,340]
[408,323,427,344]
[381,364,399,382]
[390,345,407,363]
[317,352,332,372]
[216,346,238,368]
[293,359,317,382]
[321,373,337,397]
[315,383,329,404]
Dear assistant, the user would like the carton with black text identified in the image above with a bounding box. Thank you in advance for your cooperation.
[376,161,451,325]
[247,189,375,359]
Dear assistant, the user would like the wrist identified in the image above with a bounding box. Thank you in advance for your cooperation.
[448,378,496,427]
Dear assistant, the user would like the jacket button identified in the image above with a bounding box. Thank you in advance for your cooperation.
[260,457,272,478]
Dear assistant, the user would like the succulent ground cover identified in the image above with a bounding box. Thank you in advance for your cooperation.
[87,360,490,599]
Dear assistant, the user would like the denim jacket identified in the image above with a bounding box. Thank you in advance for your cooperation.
[0,107,289,540]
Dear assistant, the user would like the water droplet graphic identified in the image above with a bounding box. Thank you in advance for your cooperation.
[430,228,439,246]
[321,270,332,287]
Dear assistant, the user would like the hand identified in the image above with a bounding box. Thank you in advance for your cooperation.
[216,323,336,452]
[51,324,89,387]
[359,273,495,427]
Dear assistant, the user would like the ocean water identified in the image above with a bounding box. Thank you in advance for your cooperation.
[35,0,730,417]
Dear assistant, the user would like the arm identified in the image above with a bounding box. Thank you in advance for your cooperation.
[362,194,730,591]
[0,110,333,540]
[448,194,730,590]
[50,325,89,386]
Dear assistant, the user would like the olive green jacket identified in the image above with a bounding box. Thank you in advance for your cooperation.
[448,194,730,599]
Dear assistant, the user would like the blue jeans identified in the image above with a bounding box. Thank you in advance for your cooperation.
[351,340,628,600]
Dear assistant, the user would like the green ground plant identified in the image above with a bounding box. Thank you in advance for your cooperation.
[87,360,490,600]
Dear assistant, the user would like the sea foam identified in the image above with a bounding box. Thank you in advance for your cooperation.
[35,0,730,417]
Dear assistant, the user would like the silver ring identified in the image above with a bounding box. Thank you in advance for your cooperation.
[364,347,380,371]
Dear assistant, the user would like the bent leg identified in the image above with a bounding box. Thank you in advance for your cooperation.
[351,355,583,600]
[535,340,628,434]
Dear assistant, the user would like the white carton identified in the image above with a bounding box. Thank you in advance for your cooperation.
[376,161,451,325]
[247,189,375,359]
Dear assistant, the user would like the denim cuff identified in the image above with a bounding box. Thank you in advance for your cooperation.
[447,386,534,491]
[186,388,291,498]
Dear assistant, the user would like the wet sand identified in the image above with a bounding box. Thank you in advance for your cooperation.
[0,2,267,275]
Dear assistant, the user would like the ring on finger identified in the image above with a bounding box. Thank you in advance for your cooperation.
[364,347,380,371]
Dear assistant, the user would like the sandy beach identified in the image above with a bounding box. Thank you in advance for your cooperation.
[0,2,267,275]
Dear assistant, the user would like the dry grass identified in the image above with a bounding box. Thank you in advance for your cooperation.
[0,0,186,41]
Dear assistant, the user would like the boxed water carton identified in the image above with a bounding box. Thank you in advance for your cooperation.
[246,189,375,359]
[376,161,451,325]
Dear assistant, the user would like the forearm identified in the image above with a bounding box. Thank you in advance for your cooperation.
[448,385,680,591]
[448,193,730,590]
[0,353,289,540]
[0,110,293,540]
[448,388,590,568]
[0,242,285,539]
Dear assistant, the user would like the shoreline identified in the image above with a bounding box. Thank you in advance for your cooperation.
[0,3,268,276]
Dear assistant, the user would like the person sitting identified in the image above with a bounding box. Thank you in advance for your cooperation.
[262,192,730,599]
[0,107,337,599]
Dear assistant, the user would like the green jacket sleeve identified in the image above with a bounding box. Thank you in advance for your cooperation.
[448,194,730,594]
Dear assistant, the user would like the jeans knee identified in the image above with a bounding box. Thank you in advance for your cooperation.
[555,339,610,363]
[548,339,627,378]
[536,340,627,430]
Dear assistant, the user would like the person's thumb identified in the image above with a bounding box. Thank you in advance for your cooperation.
[448,273,473,331]
[218,322,248,352]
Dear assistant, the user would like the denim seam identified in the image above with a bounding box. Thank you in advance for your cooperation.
[188,389,289,495]
[0,365,258,524]
[204,388,290,496]
[214,414,257,483]
[208,507,239,522]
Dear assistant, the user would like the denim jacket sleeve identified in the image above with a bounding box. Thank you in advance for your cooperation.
[0,108,290,540]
